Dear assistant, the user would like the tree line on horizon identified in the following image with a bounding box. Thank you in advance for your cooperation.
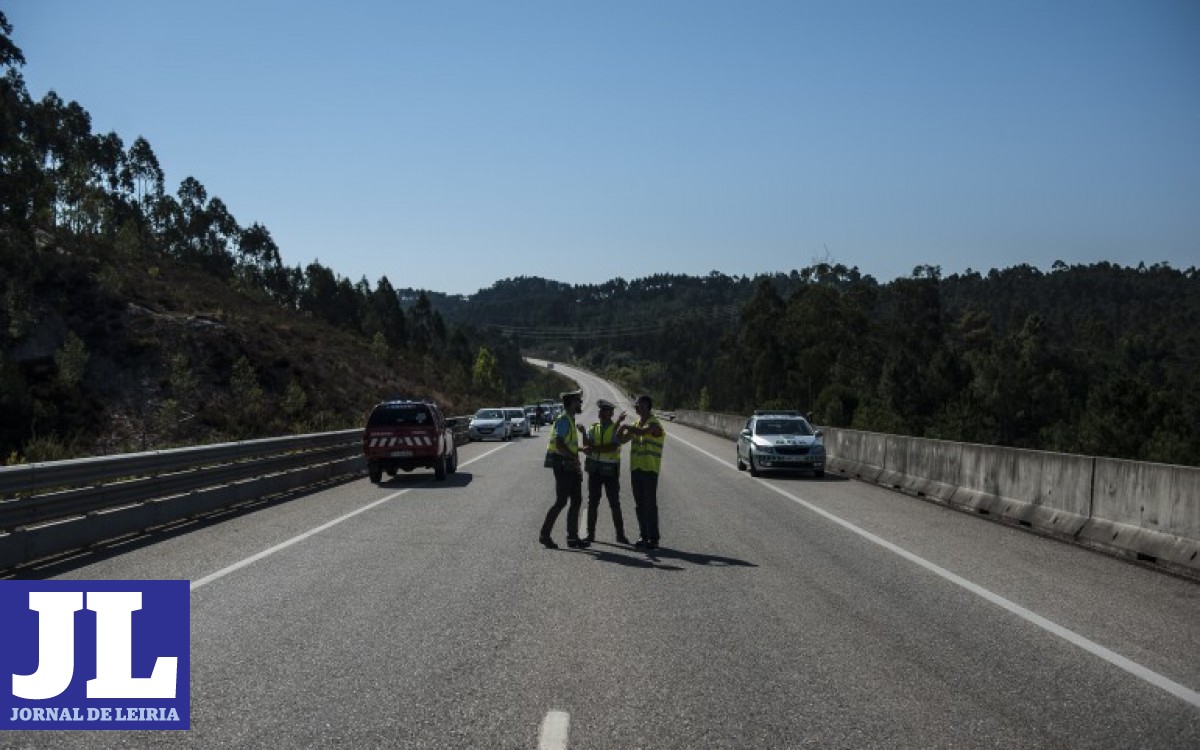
[436,261,1199,468]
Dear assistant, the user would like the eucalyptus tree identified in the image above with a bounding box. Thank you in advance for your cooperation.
[173,177,238,276]
[126,136,165,216]
[368,276,407,348]
[408,292,445,355]
[738,277,788,408]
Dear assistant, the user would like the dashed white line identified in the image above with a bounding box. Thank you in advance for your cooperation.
[190,444,511,591]
[538,710,570,750]
[671,432,1200,709]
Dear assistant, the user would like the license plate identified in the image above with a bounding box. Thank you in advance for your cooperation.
[389,450,413,458]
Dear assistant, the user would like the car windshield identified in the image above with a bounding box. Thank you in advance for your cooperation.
[475,409,504,420]
[368,405,432,427]
[755,419,813,437]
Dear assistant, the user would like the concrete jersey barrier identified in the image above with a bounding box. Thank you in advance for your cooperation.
[675,410,1200,576]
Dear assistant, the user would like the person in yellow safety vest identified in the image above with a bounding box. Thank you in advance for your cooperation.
[539,390,588,549]
[581,398,630,545]
[619,394,666,549]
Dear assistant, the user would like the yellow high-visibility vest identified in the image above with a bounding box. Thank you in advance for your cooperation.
[545,412,579,460]
[629,416,664,473]
[588,422,622,466]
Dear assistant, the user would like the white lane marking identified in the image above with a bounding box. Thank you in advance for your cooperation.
[671,432,1200,709]
[190,444,511,591]
[538,710,570,750]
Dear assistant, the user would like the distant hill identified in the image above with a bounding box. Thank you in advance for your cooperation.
[0,230,568,461]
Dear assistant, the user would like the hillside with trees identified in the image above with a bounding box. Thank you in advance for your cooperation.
[0,14,566,462]
[444,262,1198,467]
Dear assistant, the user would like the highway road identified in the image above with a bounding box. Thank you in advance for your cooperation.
[5,362,1199,748]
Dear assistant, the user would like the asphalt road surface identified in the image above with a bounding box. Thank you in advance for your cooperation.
[5,362,1198,748]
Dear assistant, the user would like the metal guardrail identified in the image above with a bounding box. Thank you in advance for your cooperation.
[0,429,365,571]
[0,414,508,571]
[0,430,363,500]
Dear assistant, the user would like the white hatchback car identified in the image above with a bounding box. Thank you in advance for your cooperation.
[469,408,512,441]
[504,407,530,437]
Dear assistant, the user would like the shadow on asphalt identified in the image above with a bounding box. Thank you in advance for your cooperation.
[369,471,475,489]
[750,472,849,482]
[555,541,757,571]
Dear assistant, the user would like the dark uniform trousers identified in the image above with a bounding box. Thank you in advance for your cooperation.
[630,469,660,541]
[541,465,583,540]
[586,471,625,538]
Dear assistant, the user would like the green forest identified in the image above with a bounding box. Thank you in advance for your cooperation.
[439,263,1199,467]
[2,13,1198,467]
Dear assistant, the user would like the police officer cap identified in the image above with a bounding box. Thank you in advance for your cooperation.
[560,390,582,403]
[596,399,615,410]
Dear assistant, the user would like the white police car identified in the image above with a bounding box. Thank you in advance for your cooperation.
[736,410,825,478]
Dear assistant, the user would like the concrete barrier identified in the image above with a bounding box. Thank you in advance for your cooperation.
[825,428,887,483]
[884,435,962,503]
[949,443,1092,536]
[675,410,744,440]
[673,411,1199,576]
[1081,458,1200,571]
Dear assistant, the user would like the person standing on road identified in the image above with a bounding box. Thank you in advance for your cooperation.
[621,394,666,549]
[539,390,589,549]
[581,399,630,545]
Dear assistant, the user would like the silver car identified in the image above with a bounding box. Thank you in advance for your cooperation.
[469,408,512,441]
[504,407,530,437]
[736,410,825,478]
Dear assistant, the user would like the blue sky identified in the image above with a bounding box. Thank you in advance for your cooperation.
[7,0,1198,295]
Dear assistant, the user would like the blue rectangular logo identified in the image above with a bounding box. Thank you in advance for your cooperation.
[0,580,190,730]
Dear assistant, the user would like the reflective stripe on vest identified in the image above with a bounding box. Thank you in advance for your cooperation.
[629,416,664,473]
[546,413,579,459]
[588,422,621,465]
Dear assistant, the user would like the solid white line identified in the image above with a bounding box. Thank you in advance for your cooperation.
[538,710,570,750]
[670,432,1200,708]
[190,444,511,591]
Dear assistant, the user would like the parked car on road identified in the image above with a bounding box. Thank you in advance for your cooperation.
[505,407,530,437]
[736,410,825,478]
[469,408,512,441]
[363,399,458,483]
